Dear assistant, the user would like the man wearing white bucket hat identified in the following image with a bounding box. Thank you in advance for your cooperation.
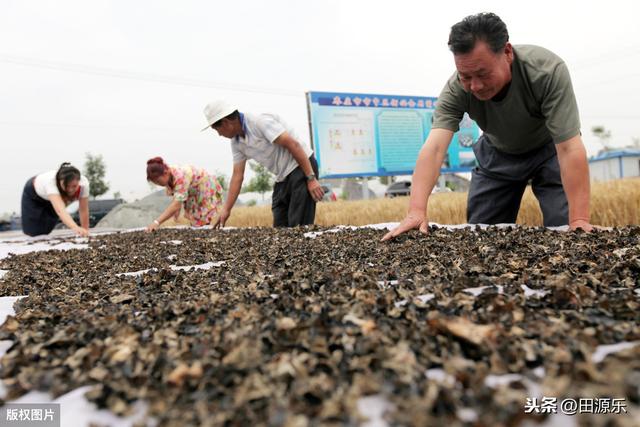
[202,101,324,228]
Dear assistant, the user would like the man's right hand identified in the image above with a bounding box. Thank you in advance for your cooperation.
[213,207,230,229]
[381,210,429,241]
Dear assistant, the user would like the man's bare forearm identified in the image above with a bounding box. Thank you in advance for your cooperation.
[224,174,243,211]
[289,144,314,177]
[556,137,590,224]
[408,129,452,213]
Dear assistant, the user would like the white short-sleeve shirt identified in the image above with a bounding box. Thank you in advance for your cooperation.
[34,170,90,202]
[231,112,313,182]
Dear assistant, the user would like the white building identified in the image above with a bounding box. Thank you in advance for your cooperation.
[588,150,640,181]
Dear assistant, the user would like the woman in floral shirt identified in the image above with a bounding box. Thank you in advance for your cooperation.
[145,157,224,231]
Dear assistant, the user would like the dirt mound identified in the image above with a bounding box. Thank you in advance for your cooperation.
[96,190,172,229]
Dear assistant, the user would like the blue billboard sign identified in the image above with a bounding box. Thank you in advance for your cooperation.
[306,91,480,179]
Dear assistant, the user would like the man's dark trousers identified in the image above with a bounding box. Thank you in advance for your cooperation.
[467,136,569,226]
[272,155,319,227]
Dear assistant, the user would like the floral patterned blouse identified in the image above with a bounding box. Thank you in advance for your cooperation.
[169,165,224,227]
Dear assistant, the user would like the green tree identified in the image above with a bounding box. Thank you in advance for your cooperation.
[83,153,109,199]
[592,126,612,151]
[243,161,274,200]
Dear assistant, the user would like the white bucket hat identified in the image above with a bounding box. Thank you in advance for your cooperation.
[201,100,237,131]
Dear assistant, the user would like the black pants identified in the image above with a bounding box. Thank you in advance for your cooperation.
[272,156,319,227]
[21,177,59,236]
[467,136,569,227]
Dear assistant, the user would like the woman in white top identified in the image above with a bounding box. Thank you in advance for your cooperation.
[20,163,90,237]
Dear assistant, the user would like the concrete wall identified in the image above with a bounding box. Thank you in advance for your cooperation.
[589,156,640,181]
[590,159,620,181]
[622,157,640,177]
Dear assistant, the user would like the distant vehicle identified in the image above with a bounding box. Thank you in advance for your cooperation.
[385,181,411,198]
[71,198,124,228]
[321,185,338,202]
[432,187,453,193]
[0,214,22,232]
[385,181,452,198]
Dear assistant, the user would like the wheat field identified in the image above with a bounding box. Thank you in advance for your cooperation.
[168,178,640,228]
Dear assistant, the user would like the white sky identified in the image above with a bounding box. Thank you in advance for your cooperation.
[1,0,639,213]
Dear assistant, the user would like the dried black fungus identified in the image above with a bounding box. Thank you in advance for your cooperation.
[0,226,638,426]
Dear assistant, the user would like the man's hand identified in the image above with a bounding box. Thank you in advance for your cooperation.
[307,179,324,202]
[213,207,230,229]
[569,218,594,232]
[381,210,429,241]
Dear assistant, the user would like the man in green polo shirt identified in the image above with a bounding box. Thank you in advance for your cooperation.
[383,12,594,241]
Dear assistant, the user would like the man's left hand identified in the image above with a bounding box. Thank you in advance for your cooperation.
[307,180,324,202]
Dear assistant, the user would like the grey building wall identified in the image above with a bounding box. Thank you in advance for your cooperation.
[589,155,640,181]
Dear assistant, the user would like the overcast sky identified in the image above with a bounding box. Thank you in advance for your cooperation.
[1,0,639,213]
